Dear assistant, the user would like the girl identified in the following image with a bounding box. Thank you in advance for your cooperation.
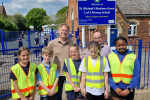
[9,47,37,100]
[79,41,110,100]
[63,44,83,100]
[108,36,140,100]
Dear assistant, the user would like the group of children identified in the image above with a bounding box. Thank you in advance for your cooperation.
[10,36,140,100]
[18,34,48,48]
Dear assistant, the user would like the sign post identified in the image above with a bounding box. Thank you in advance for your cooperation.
[78,0,116,47]
[82,26,85,47]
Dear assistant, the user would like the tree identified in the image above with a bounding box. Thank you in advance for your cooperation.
[0,20,4,29]
[43,12,56,25]
[56,6,68,17]
[4,19,17,31]
[26,8,47,31]
[0,15,5,29]
[56,6,68,24]
[42,6,68,30]
[42,12,59,30]
[13,13,26,31]
[55,13,66,24]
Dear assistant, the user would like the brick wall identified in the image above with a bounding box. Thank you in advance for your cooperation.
[127,17,150,46]
[66,0,79,33]
[66,0,150,47]
[96,6,130,42]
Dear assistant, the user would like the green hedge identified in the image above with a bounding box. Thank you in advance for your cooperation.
[0,20,4,29]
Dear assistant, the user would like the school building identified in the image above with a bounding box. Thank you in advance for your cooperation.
[66,0,150,46]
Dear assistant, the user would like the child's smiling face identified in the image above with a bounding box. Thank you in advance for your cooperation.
[70,46,79,60]
[18,50,30,64]
[115,39,127,53]
[89,47,99,59]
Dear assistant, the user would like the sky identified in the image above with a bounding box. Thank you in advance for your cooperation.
[1,0,68,16]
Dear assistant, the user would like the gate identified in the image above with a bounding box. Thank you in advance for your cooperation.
[1,28,150,99]
[2,30,54,50]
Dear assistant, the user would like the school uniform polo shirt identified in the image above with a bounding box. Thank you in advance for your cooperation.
[48,38,76,76]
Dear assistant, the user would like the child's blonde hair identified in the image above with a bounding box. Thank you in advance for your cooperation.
[88,41,101,51]
[42,46,53,56]
[18,46,30,56]
[58,23,69,31]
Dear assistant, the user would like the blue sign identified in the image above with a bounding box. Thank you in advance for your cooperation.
[78,0,116,25]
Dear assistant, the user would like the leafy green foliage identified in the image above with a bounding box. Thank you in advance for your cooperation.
[56,6,68,24]
[26,8,47,31]
[13,13,26,31]
[43,12,56,25]
[56,6,68,17]
[3,17,17,31]
[0,20,4,29]
[0,15,18,31]
[42,6,68,30]
[56,13,66,24]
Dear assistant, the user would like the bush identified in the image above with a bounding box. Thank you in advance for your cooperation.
[11,23,18,31]
[4,21,18,31]
[0,20,4,29]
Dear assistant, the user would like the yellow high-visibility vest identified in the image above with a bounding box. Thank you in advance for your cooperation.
[37,63,58,95]
[83,55,105,89]
[108,52,136,84]
[64,58,81,91]
[10,62,36,99]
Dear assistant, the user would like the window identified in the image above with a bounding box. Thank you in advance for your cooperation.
[128,22,137,36]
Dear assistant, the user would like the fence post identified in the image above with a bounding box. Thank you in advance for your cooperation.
[28,31,31,48]
[51,28,54,40]
[137,39,142,89]
[76,28,79,46]
[1,29,5,54]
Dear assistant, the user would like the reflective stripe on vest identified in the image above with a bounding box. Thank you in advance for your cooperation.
[108,52,136,84]
[64,58,81,91]
[84,55,105,89]
[10,62,36,99]
[37,63,58,95]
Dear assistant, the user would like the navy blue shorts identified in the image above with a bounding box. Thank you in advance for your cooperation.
[66,90,83,100]
[110,87,135,100]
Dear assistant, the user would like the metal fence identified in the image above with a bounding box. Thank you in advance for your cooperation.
[0,28,150,98]
[1,30,53,50]
[0,29,79,51]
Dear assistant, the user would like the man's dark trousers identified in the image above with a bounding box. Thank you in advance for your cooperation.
[57,76,66,100]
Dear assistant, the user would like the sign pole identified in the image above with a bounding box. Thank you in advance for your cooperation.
[107,25,110,46]
[82,25,85,48]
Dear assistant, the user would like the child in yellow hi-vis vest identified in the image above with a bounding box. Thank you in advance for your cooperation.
[37,46,59,100]
[63,44,83,100]
[79,41,110,100]
[108,36,140,100]
[9,47,37,100]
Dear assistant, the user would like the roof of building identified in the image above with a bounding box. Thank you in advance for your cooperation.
[116,0,150,14]
[0,6,4,14]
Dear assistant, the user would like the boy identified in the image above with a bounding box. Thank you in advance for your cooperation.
[18,37,23,48]
[44,35,48,46]
[34,35,39,46]
[37,46,60,100]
